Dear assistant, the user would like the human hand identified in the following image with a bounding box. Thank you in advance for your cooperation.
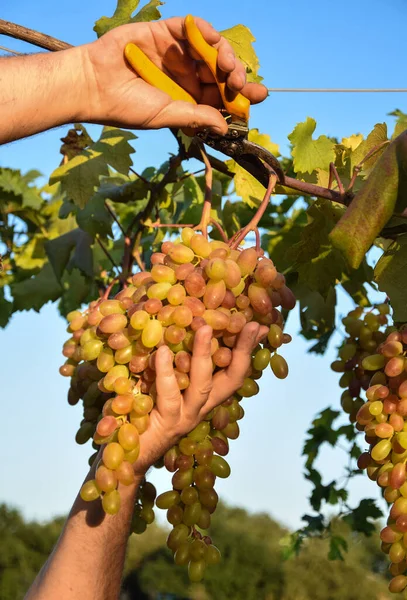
[80,16,268,134]
[132,322,268,477]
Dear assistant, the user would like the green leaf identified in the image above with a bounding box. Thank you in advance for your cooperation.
[288,118,336,175]
[350,123,388,178]
[14,235,46,271]
[266,210,308,274]
[390,109,407,139]
[94,0,163,37]
[343,499,383,536]
[49,128,136,208]
[228,129,280,208]
[58,269,96,317]
[341,260,373,307]
[303,407,340,470]
[0,167,43,210]
[221,25,262,83]
[76,195,113,238]
[374,234,407,322]
[330,131,407,269]
[295,284,336,349]
[11,263,62,312]
[289,199,346,296]
[45,229,94,281]
[328,535,348,561]
[60,125,93,160]
[0,288,13,327]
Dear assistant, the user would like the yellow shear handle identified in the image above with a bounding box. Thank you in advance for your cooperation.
[184,14,250,122]
[124,44,197,105]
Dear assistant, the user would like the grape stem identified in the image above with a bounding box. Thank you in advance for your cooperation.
[229,172,277,250]
[210,218,229,242]
[194,145,213,239]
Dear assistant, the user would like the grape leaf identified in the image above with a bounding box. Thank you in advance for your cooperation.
[303,407,340,470]
[328,535,348,561]
[288,118,336,175]
[94,0,163,37]
[343,499,382,536]
[374,234,407,322]
[49,128,136,208]
[0,288,13,328]
[221,25,262,83]
[14,235,46,271]
[350,123,388,178]
[329,131,407,269]
[229,129,280,208]
[0,168,43,209]
[288,199,346,296]
[58,269,96,317]
[76,195,113,238]
[11,263,62,312]
[45,229,94,281]
[390,109,407,139]
[60,125,93,161]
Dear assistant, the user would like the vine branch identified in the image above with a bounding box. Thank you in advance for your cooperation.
[0,19,71,52]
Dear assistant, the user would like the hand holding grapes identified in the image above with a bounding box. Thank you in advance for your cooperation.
[132,321,267,478]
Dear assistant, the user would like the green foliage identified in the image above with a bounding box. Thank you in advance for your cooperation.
[288,117,336,175]
[94,0,163,37]
[375,233,407,322]
[221,25,263,84]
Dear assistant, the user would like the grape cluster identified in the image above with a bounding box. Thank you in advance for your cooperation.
[355,325,407,595]
[59,229,295,581]
[331,304,390,423]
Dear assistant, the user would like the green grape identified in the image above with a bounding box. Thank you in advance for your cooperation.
[82,339,103,361]
[118,423,140,451]
[181,487,199,505]
[267,324,283,348]
[237,378,259,397]
[194,466,215,490]
[75,422,94,445]
[270,354,288,379]
[174,542,191,566]
[203,309,230,330]
[371,439,392,462]
[124,445,140,464]
[205,258,227,281]
[103,442,125,470]
[156,490,180,509]
[189,234,211,258]
[167,524,190,551]
[181,227,195,246]
[116,461,136,486]
[179,437,197,456]
[97,347,115,373]
[188,421,210,442]
[130,310,150,330]
[172,468,194,490]
[206,544,221,565]
[190,539,207,561]
[253,348,271,371]
[80,480,100,502]
[140,505,155,524]
[103,365,129,391]
[102,490,121,515]
[183,502,202,526]
[199,489,218,513]
[142,319,163,348]
[210,456,231,478]
[197,508,211,529]
[362,354,386,371]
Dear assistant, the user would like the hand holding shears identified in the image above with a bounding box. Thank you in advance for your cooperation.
[124,15,284,185]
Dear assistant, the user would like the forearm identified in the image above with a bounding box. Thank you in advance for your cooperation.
[0,47,90,144]
[25,472,141,600]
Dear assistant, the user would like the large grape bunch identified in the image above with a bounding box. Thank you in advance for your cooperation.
[355,325,407,595]
[59,229,295,581]
[331,304,390,424]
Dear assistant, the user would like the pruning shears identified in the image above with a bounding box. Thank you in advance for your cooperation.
[123,14,284,187]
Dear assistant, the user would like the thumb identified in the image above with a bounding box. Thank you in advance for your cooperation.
[152,101,228,135]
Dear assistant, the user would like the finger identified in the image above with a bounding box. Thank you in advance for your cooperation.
[167,16,221,45]
[183,325,214,417]
[155,345,182,415]
[150,100,228,135]
[203,322,262,412]
[197,62,217,84]
[225,60,247,91]
[240,82,269,104]
[215,37,236,73]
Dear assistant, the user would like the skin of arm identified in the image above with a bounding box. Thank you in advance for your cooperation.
[0,16,268,145]
[25,322,267,600]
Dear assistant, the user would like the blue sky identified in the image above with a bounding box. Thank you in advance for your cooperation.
[0,0,406,530]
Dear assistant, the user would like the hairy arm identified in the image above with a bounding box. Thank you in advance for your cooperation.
[0,16,267,146]
[0,48,90,144]
[26,474,140,600]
